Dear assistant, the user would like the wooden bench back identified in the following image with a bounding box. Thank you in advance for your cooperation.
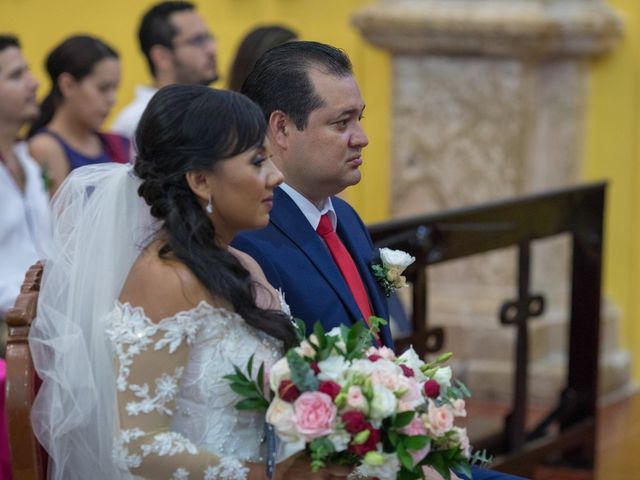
[5,262,47,480]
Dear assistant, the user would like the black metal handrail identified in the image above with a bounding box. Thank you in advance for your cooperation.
[368,182,605,476]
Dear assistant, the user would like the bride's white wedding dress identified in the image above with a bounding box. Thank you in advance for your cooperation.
[29,164,300,480]
[106,301,283,479]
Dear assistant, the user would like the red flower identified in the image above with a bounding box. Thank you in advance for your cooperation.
[399,364,415,377]
[318,380,341,400]
[342,410,367,434]
[310,361,321,374]
[423,379,440,399]
[278,379,301,402]
[368,354,382,362]
[348,424,381,456]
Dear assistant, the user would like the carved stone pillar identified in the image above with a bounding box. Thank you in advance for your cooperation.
[353,0,630,402]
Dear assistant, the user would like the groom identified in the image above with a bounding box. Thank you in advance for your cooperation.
[233,40,393,348]
[234,41,522,480]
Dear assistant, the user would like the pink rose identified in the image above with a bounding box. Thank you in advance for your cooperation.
[401,417,431,465]
[425,404,454,437]
[399,377,423,410]
[451,399,467,417]
[293,391,337,440]
[346,386,368,412]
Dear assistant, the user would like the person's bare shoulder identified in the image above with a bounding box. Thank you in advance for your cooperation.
[119,245,220,323]
[229,246,280,310]
[229,246,269,284]
[28,133,66,166]
[28,134,69,194]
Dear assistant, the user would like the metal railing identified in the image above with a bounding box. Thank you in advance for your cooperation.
[368,182,605,477]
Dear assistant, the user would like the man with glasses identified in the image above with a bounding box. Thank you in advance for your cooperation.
[112,1,217,140]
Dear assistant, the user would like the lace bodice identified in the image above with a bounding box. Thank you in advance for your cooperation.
[105,301,283,479]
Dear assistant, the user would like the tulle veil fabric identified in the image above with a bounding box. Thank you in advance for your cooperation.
[29,163,159,479]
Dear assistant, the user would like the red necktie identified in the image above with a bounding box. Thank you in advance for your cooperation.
[317,214,376,336]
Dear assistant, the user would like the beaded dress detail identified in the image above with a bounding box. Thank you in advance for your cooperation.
[105,301,283,479]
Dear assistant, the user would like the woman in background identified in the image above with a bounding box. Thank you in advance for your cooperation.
[28,35,129,195]
[227,25,297,92]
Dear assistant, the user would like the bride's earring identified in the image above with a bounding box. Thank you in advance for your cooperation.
[206,195,214,214]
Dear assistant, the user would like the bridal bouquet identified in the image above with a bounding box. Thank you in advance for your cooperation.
[226,319,485,480]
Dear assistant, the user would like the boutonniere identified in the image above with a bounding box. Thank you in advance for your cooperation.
[371,247,416,297]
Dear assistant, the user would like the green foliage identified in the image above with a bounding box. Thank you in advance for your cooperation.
[223,354,270,412]
[309,437,335,472]
[287,349,319,392]
[293,318,307,344]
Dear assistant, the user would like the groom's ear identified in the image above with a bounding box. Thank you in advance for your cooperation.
[268,110,291,149]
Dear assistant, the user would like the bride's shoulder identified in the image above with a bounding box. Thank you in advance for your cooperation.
[119,246,220,323]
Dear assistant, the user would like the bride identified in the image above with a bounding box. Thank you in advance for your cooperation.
[29,85,346,479]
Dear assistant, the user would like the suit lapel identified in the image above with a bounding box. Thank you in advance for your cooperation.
[269,188,364,324]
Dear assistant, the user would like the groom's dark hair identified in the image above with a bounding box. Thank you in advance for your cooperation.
[241,40,352,130]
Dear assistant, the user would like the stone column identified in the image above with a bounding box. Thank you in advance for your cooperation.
[353,0,630,402]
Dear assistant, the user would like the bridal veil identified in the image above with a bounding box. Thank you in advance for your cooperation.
[29,163,158,479]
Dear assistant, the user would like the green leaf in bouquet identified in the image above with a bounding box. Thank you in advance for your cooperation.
[257,363,265,395]
[387,430,399,447]
[236,398,269,411]
[368,316,388,336]
[425,452,451,480]
[294,318,307,344]
[398,467,423,480]
[345,322,372,359]
[228,382,261,398]
[309,437,335,472]
[393,411,416,429]
[453,378,471,397]
[451,459,472,479]
[402,434,430,451]
[287,349,319,391]
[396,442,414,471]
[247,354,254,377]
[314,321,328,348]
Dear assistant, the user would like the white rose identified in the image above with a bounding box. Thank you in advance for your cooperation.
[328,430,351,453]
[379,248,415,271]
[269,358,291,392]
[370,359,404,392]
[325,327,346,350]
[451,398,467,417]
[266,398,300,443]
[397,347,427,381]
[369,384,398,420]
[317,355,348,381]
[349,359,376,377]
[433,366,452,387]
[295,340,315,358]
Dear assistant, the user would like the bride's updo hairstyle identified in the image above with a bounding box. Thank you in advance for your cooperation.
[134,84,296,348]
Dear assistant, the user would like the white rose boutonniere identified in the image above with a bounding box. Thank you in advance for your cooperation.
[371,248,416,297]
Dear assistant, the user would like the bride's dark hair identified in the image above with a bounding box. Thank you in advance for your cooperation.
[134,84,296,348]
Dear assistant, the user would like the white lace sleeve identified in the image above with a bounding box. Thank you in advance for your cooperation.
[106,303,250,480]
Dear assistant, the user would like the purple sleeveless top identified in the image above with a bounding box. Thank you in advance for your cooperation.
[38,129,130,170]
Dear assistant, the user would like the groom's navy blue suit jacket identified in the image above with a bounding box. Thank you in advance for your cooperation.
[233,187,394,349]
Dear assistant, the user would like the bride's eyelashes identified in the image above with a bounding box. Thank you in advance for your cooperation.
[251,153,267,167]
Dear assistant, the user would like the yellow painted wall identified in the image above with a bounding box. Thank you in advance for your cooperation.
[585,0,640,381]
[0,0,390,222]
